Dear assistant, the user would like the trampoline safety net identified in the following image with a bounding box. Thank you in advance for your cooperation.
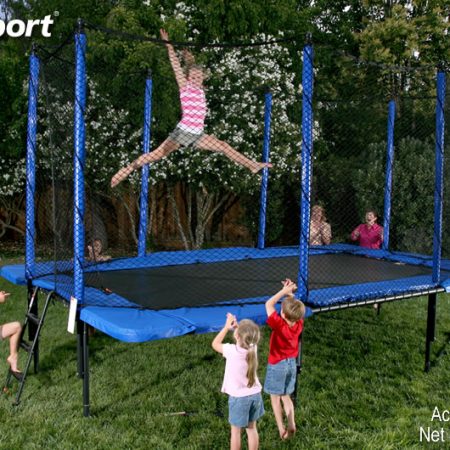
[25,25,449,311]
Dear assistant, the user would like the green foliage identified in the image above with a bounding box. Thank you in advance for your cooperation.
[352,136,442,253]
[0,1,449,248]
[0,40,28,159]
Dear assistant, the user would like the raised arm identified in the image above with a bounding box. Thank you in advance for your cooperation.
[212,313,237,354]
[160,28,186,89]
[265,279,297,317]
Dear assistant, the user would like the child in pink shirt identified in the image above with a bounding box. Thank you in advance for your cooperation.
[212,313,264,450]
[351,210,384,249]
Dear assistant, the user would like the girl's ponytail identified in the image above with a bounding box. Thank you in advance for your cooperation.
[236,319,261,388]
[246,346,258,387]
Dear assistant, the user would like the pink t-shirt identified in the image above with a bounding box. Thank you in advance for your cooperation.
[221,343,262,397]
[178,83,207,134]
[351,223,383,249]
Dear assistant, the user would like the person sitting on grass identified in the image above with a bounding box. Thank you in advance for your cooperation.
[0,291,22,375]
[212,313,264,450]
[264,279,305,441]
[111,28,272,188]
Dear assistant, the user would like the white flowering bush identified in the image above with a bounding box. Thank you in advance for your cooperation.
[0,156,26,239]
[36,79,141,186]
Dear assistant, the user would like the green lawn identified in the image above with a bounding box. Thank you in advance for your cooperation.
[0,266,449,449]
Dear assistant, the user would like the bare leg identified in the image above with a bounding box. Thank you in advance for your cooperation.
[230,425,241,450]
[270,394,287,440]
[2,321,22,372]
[245,422,259,450]
[111,138,180,187]
[196,134,272,174]
[281,395,296,437]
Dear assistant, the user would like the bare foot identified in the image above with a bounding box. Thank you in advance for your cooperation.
[7,355,21,373]
[279,429,288,440]
[287,428,296,438]
[251,162,273,174]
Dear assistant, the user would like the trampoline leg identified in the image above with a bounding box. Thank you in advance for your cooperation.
[292,332,303,407]
[28,282,40,373]
[77,319,90,416]
[425,293,437,372]
[76,318,83,378]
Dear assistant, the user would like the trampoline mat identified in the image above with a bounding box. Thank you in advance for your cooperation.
[85,253,441,310]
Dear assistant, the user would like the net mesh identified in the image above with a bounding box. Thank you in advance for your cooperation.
[28,27,448,311]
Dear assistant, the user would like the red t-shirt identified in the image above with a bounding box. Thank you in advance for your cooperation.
[266,311,304,365]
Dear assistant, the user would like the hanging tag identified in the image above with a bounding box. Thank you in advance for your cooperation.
[67,296,78,334]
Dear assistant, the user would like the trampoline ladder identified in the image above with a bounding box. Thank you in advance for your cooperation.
[3,288,54,406]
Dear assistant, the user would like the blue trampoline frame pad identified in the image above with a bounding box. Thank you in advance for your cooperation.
[1,244,449,343]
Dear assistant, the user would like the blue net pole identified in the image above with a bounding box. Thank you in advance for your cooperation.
[382,99,396,251]
[137,73,153,257]
[25,49,40,282]
[432,70,446,284]
[257,90,272,250]
[74,25,87,303]
[297,36,314,300]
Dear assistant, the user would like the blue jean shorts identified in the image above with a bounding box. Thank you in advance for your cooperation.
[228,392,264,428]
[264,358,297,395]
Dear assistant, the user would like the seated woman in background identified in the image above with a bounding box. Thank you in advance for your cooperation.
[350,210,383,249]
[309,205,332,246]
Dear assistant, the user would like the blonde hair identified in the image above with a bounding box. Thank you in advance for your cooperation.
[282,295,306,323]
[236,319,260,388]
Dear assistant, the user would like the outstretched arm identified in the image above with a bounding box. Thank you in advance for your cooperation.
[160,28,186,89]
[212,313,237,354]
[265,279,297,317]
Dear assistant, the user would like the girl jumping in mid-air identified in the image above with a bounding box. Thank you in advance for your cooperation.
[212,313,264,450]
[111,29,272,188]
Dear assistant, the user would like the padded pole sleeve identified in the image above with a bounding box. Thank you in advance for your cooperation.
[74,30,87,303]
[298,38,314,300]
[432,71,446,284]
[138,75,153,257]
[25,51,40,281]
[257,90,272,249]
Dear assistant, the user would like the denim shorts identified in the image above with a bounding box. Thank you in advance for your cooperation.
[228,392,264,428]
[264,358,297,395]
[168,126,203,147]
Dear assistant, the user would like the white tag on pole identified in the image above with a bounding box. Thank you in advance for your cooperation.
[67,296,78,334]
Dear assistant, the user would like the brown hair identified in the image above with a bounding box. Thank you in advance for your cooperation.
[282,295,306,323]
[236,319,260,388]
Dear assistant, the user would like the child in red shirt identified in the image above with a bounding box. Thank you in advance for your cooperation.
[264,279,305,440]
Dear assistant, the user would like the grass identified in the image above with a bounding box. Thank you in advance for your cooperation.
[1,260,450,449]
